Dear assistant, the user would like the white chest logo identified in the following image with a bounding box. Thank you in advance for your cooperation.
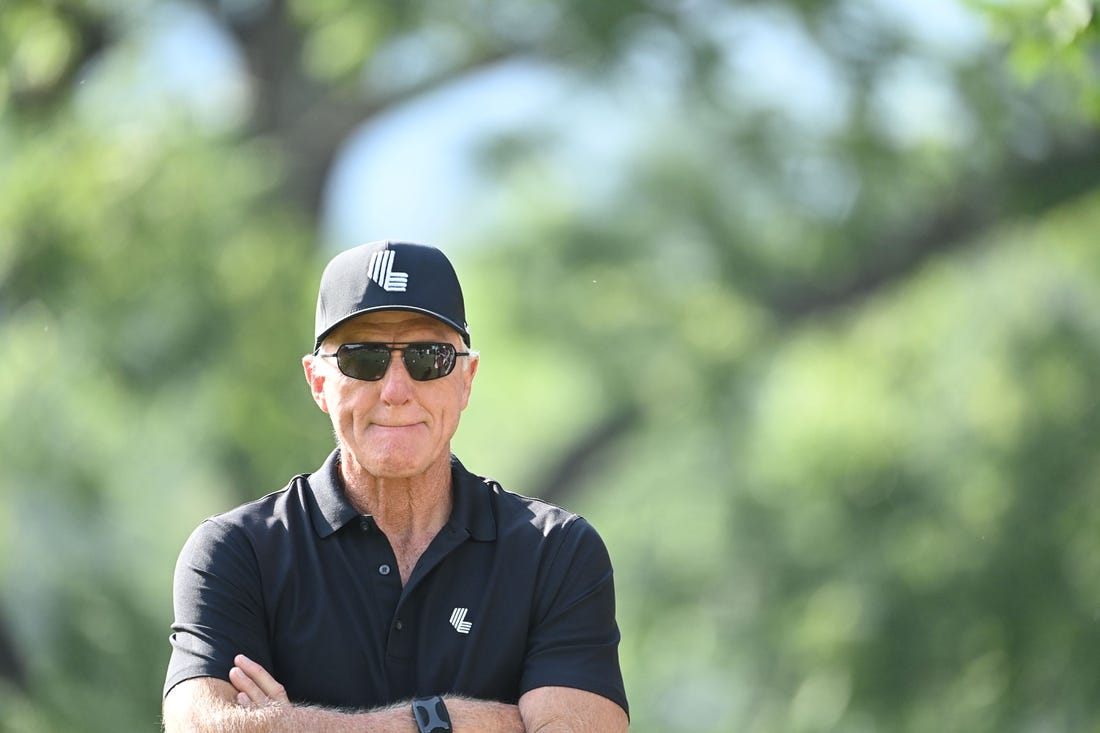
[367,250,408,292]
[449,607,473,634]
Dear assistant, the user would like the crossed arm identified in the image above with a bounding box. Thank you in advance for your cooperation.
[162,654,628,733]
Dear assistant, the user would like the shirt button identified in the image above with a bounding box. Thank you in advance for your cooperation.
[395,620,404,631]
[359,517,372,532]
[378,564,391,576]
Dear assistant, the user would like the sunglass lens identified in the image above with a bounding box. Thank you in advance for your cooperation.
[338,345,390,380]
[404,344,455,381]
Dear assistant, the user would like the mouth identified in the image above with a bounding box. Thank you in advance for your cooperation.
[371,422,423,431]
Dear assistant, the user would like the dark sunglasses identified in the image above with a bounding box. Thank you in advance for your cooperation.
[316,342,471,382]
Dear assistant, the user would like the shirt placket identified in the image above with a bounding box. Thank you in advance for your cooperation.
[384,523,470,699]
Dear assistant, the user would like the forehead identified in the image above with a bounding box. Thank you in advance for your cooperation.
[330,311,459,344]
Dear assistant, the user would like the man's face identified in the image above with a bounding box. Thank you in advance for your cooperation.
[303,311,478,482]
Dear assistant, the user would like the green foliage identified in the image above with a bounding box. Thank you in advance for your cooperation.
[972,0,1100,118]
[569,193,1100,732]
[1,0,1100,731]
[0,64,329,733]
[0,2,78,99]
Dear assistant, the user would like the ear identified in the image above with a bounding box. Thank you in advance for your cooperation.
[458,352,479,411]
[302,354,331,414]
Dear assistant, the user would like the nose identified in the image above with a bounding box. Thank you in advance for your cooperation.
[378,350,414,405]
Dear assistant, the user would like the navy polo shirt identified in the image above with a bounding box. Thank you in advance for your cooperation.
[164,451,627,715]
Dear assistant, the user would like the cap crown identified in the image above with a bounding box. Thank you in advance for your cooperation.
[314,241,470,350]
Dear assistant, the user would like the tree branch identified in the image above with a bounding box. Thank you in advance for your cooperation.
[281,46,524,218]
[535,132,1100,503]
[202,0,526,218]
[528,403,642,506]
[767,132,1100,320]
[0,609,26,691]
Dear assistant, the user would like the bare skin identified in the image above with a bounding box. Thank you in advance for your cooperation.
[163,673,525,732]
[162,312,629,732]
[307,313,476,584]
[227,653,628,733]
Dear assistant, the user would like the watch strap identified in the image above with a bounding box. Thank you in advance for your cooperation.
[411,695,452,733]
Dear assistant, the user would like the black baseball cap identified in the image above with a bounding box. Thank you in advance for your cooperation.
[313,240,470,351]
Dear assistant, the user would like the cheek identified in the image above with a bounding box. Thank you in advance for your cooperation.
[460,377,476,411]
[325,381,374,421]
[442,383,473,425]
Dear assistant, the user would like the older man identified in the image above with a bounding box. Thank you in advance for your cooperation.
[163,241,628,732]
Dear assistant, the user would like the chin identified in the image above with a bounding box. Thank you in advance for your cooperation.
[341,434,448,481]
[360,447,436,480]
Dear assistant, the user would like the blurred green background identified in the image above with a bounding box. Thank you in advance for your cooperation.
[2,0,1099,731]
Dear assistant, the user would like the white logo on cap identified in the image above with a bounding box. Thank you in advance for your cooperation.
[367,250,408,292]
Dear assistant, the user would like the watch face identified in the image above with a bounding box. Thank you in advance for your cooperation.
[413,697,452,733]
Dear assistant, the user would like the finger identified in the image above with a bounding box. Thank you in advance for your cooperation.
[234,654,290,704]
[237,691,255,708]
[229,665,267,705]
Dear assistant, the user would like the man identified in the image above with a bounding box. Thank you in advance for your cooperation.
[162,241,629,732]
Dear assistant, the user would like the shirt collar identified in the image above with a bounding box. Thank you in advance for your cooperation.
[306,450,497,541]
[447,454,497,542]
[307,450,360,538]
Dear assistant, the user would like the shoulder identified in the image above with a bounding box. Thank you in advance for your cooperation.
[177,476,309,562]
[215,476,310,528]
[454,459,584,536]
[456,461,609,562]
[489,482,585,534]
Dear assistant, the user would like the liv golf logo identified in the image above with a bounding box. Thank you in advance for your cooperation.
[367,250,408,292]
[449,607,473,634]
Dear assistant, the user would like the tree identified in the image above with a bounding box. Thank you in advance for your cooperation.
[0,0,1097,730]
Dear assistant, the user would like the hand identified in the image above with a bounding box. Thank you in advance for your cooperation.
[229,654,291,709]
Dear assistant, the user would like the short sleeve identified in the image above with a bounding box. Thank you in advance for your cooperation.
[163,518,272,698]
[520,518,628,716]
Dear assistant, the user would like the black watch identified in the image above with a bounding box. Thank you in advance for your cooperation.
[411,695,452,733]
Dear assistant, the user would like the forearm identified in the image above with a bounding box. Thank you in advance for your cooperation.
[164,679,523,733]
[163,679,401,733]
[442,697,525,733]
[166,700,409,733]
[210,654,524,732]
[167,701,521,733]
[518,686,629,733]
